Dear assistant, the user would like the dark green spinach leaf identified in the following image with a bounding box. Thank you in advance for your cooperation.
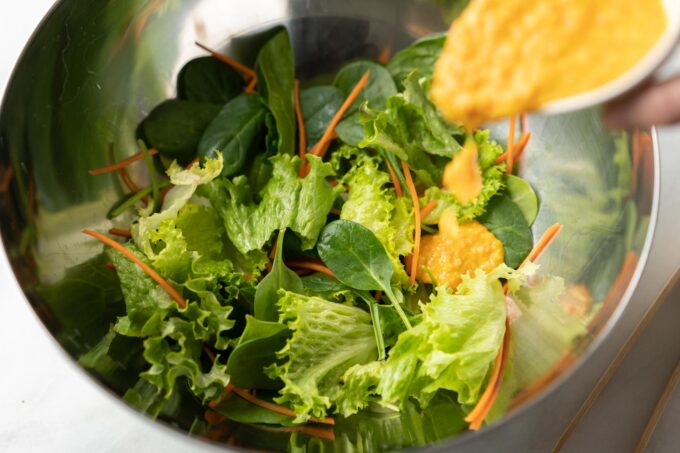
[177,56,244,104]
[225,315,290,389]
[300,86,344,147]
[387,33,446,87]
[142,100,221,163]
[317,220,411,329]
[333,61,397,145]
[254,230,304,322]
[256,29,296,155]
[198,93,268,177]
[479,194,534,268]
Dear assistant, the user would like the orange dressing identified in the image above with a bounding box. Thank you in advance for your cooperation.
[432,0,668,129]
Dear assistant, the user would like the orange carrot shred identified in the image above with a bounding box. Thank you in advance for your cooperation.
[195,42,257,80]
[285,260,336,278]
[118,167,140,193]
[229,384,335,425]
[108,227,132,238]
[311,70,370,158]
[89,149,159,175]
[204,410,226,425]
[401,161,421,286]
[419,199,437,221]
[520,113,528,134]
[295,80,307,159]
[385,160,403,197]
[496,132,532,165]
[466,318,511,430]
[522,223,562,266]
[244,77,258,93]
[377,46,392,65]
[185,157,200,170]
[105,262,116,271]
[330,208,342,216]
[506,116,517,175]
[83,229,187,308]
[375,291,383,304]
[0,167,13,193]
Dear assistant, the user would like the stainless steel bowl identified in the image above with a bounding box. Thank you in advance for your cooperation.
[0,0,658,451]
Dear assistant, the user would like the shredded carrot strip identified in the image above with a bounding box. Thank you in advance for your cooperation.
[401,161,421,286]
[404,254,413,275]
[294,80,307,160]
[419,200,437,221]
[204,410,226,425]
[377,46,392,65]
[466,224,564,429]
[285,260,336,278]
[105,262,115,270]
[506,116,517,175]
[203,344,217,362]
[385,160,403,197]
[185,157,199,170]
[83,229,187,308]
[89,149,159,175]
[466,318,511,430]
[312,70,370,158]
[520,113,528,134]
[375,291,383,304]
[330,208,342,216]
[108,227,132,238]
[496,132,532,164]
[244,77,258,93]
[118,167,140,193]
[195,42,257,80]
[229,384,335,425]
[522,223,562,266]
[294,269,315,277]
[0,167,14,193]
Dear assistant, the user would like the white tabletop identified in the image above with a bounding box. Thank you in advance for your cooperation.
[2,3,680,453]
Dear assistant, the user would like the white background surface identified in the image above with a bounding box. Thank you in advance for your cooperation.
[3,3,680,453]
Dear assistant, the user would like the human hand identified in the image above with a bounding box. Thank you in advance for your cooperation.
[603,74,680,129]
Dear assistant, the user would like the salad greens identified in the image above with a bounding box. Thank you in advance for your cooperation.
[82,26,567,450]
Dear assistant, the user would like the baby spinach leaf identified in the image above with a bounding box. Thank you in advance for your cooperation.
[142,100,221,163]
[387,33,446,87]
[256,29,296,156]
[506,175,539,226]
[177,56,243,104]
[198,93,267,177]
[300,86,344,147]
[254,230,304,322]
[479,194,533,268]
[225,315,290,389]
[333,61,397,145]
[317,220,411,329]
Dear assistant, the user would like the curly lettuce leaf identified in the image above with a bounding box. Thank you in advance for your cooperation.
[133,153,224,259]
[420,130,505,223]
[358,71,463,187]
[107,243,239,404]
[335,264,534,416]
[204,154,340,254]
[340,154,413,284]
[266,292,377,422]
[387,34,447,88]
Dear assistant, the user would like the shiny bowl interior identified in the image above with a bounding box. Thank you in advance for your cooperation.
[0,0,658,451]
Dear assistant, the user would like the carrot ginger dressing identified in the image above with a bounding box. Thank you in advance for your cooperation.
[431,0,668,129]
